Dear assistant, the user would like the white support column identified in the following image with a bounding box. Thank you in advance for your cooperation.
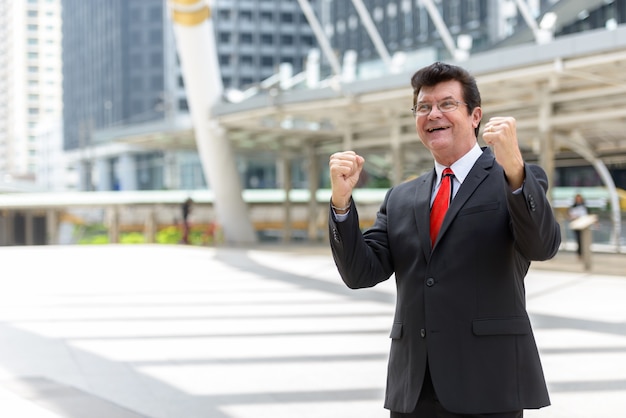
[46,210,60,245]
[96,158,112,191]
[25,212,34,246]
[1,211,14,245]
[163,152,179,190]
[306,143,319,242]
[169,0,256,244]
[107,206,120,244]
[117,154,138,191]
[0,212,7,245]
[306,49,321,88]
[78,160,93,191]
[144,208,157,244]
[537,84,555,198]
[279,151,293,243]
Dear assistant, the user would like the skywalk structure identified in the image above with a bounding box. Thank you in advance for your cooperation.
[0,0,625,248]
[202,0,626,248]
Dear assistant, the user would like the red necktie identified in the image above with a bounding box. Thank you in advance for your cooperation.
[430,168,454,246]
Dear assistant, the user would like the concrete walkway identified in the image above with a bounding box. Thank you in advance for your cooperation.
[0,244,624,417]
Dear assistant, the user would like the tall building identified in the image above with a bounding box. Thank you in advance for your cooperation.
[321,0,492,66]
[215,0,317,90]
[62,0,182,191]
[0,0,63,188]
[61,0,319,192]
[320,0,626,68]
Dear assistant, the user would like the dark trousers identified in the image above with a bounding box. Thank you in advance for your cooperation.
[575,230,583,256]
[390,367,523,418]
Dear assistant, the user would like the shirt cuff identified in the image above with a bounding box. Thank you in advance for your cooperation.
[333,210,350,222]
[511,181,524,195]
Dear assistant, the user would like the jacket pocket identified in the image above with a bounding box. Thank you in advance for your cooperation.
[472,317,531,336]
[389,322,403,339]
[458,201,500,217]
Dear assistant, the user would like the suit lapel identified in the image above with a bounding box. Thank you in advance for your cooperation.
[414,170,434,259]
[435,148,495,247]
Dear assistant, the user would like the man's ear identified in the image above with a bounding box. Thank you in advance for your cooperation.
[472,106,482,128]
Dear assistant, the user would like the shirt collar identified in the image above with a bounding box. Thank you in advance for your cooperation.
[434,142,482,185]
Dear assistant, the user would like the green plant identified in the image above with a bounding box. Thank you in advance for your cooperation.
[120,232,146,244]
[79,234,109,245]
[156,226,182,244]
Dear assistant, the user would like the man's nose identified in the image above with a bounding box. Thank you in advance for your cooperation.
[427,105,443,118]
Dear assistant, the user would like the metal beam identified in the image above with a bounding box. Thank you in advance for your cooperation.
[296,0,342,76]
[419,0,459,60]
[349,0,392,67]
[512,0,541,40]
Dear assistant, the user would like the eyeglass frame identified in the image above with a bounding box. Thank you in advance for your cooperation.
[411,99,468,117]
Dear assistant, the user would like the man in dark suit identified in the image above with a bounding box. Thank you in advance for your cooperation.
[328,62,561,417]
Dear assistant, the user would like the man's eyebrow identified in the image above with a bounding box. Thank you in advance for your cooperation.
[417,95,455,103]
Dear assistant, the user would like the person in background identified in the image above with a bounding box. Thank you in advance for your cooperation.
[181,197,193,244]
[328,62,561,417]
[568,193,589,258]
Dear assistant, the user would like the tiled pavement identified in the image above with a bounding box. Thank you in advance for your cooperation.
[0,244,624,417]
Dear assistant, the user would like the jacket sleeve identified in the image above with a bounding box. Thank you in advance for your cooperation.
[328,194,394,289]
[505,164,561,261]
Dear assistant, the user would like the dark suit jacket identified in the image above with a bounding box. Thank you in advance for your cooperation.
[329,148,561,414]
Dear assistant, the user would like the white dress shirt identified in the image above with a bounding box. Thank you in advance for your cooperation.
[333,143,522,221]
[431,143,482,205]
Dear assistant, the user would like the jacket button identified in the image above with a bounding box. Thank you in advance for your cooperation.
[420,328,426,338]
[426,278,435,287]
[528,195,536,211]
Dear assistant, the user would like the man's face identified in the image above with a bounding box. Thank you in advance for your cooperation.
[415,80,482,165]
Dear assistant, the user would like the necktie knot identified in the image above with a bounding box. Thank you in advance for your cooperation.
[430,168,454,246]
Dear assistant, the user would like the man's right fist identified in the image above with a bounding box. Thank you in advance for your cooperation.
[329,151,365,210]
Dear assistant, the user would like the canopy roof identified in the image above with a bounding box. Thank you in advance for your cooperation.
[208,26,626,168]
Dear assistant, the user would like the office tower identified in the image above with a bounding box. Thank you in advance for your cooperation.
[215,0,317,90]
[321,0,626,67]
[61,0,319,192]
[321,0,490,65]
[0,0,63,189]
[62,0,183,191]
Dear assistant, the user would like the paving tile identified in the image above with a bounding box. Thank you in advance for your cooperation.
[0,244,624,418]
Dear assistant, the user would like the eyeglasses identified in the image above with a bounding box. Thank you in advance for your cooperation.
[411,99,467,117]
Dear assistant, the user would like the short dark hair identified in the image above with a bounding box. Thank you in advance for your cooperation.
[410,61,481,137]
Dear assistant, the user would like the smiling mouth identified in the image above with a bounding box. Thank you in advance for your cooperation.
[427,126,450,132]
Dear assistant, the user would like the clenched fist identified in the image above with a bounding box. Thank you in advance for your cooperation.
[329,151,365,211]
[482,116,525,189]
